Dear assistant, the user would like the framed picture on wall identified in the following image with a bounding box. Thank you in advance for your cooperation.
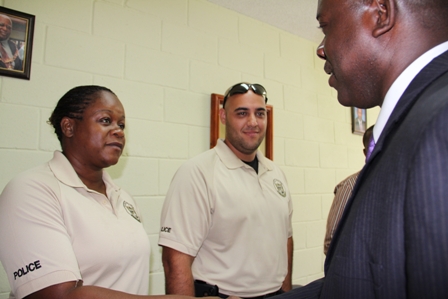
[0,7,35,80]
[351,106,367,135]
[210,93,274,160]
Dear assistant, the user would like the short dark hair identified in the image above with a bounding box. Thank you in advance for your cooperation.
[363,125,374,149]
[48,85,115,145]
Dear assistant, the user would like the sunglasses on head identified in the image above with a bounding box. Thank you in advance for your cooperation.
[222,83,268,107]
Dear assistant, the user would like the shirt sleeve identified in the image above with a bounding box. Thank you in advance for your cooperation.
[0,168,81,299]
[324,173,358,255]
[158,160,212,257]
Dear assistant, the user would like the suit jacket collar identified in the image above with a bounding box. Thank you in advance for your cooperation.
[369,49,448,164]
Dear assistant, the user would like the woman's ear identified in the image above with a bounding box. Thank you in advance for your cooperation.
[372,0,395,38]
[61,117,74,138]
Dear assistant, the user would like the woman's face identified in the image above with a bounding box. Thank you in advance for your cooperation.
[67,91,126,170]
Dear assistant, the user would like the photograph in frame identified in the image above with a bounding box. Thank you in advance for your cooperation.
[0,6,35,80]
[351,106,367,135]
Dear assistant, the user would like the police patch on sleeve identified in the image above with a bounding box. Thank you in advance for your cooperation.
[123,201,141,222]
[273,179,287,197]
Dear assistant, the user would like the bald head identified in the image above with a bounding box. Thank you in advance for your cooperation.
[0,14,12,41]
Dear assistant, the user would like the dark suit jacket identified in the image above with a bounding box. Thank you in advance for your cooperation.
[277,50,448,299]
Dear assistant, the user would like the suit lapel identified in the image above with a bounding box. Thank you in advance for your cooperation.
[324,49,448,270]
[368,49,448,164]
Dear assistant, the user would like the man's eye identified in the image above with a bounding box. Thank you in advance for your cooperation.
[317,23,326,31]
[0,23,11,30]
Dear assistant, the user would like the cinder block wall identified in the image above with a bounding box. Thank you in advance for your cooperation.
[0,0,379,297]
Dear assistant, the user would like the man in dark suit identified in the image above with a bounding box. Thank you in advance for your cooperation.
[273,0,448,298]
[0,14,23,71]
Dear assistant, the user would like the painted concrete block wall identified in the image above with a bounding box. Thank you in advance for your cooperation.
[0,0,380,297]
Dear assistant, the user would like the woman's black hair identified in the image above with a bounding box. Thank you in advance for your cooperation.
[48,85,115,145]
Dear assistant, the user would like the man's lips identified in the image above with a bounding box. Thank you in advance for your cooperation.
[324,62,333,76]
[324,62,335,87]
[328,75,336,88]
[243,131,260,137]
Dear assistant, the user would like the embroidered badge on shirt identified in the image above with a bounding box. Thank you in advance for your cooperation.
[273,179,286,197]
[123,201,141,222]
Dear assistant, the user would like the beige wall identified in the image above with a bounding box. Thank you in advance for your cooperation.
[0,0,379,297]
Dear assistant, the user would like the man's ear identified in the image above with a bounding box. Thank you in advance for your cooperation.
[60,117,75,138]
[219,108,226,125]
[372,0,395,38]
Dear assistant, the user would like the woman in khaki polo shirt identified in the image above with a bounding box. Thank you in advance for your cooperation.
[0,86,202,299]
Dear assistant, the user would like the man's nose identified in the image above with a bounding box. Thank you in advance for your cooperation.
[316,40,326,60]
[247,114,257,126]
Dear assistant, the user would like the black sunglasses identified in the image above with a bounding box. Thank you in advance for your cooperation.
[222,83,268,107]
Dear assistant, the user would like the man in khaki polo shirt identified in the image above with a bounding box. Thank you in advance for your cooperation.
[159,83,293,298]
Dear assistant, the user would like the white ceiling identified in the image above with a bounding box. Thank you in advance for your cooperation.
[206,0,324,44]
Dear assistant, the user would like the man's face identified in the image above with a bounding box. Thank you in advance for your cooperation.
[316,0,382,108]
[0,15,12,41]
[219,91,267,160]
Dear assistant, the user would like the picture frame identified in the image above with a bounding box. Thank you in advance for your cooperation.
[351,107,367,135]
[210,93,274,160]
[0,7,35,80]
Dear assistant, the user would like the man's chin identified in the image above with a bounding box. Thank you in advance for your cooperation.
[241,143,263,155]
[336,93,358,108]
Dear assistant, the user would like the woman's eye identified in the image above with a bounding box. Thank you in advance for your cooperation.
[118,123,125,130]
[100,118,111,124]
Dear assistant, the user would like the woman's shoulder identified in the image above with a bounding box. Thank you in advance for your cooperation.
[1,162,60,203]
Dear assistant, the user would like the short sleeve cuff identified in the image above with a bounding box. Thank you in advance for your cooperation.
[158,237,197,257]
[16,270,80,299]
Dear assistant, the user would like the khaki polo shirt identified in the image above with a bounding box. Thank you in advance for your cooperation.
[0,151,150,299]
[159,139,293,297]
